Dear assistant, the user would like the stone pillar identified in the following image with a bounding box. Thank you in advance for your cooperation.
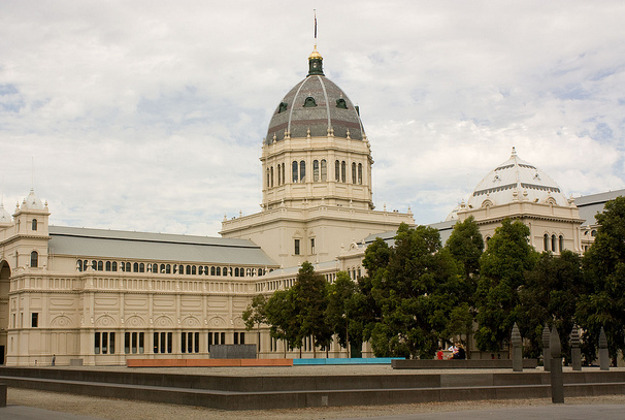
[599,327,609,371]
[511,322,523,372]
[570,324,582,371]
[542,323,551,372]
[550,326,564,404]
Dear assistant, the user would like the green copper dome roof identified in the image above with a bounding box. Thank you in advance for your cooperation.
[265,54,365,144]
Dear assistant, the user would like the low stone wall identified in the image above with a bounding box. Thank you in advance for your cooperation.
[392,359,538,369]
[210,344,256,359]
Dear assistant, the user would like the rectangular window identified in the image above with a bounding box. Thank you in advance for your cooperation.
[240,332,245,345]
[310,238,315,255]
[221,332,226,345]
[294,239,300,255]
[94,332,101,354]
[208,332,213,351]
[102,332,108,354]
[31,313,38,328]
[110,332,115,354]
[125,332,144,354]
[181,332,187,353]
[181,332,199,353]
[234,332,239,345]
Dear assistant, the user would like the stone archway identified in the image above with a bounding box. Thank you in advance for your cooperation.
[0,260,10,365]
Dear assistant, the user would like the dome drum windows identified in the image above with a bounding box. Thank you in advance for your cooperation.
[292,160,306,183]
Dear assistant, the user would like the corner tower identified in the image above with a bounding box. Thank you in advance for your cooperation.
[221,48,413,268]
[261,47,373,211]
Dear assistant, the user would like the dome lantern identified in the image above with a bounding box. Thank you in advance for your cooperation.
[308,46,324,76]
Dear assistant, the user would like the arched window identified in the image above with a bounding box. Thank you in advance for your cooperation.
[321,160,327,181]
[352,162,357,184]
[270,166,274,187]
[300,161,305,181]
[192,266,197,275]
[186,265,191,275]
[216,267,221,276]
[358,163,363,184]
[544,234,549,251]
[235,267,240,277]
[266,168,270,188]
[133,262,139,272]
[97,261,103,271]
[223,266,228,276]
[551,234,556,252]
[152,263,157,273]
[591,230,597,237]
[30,251,38,268]
[105,261,112,271]
[211,266,216,276]
[160,264,166,274]
[292,161,298,183]
[277,163,281,185]
[139,263,145,273]
[336,98,348,109]
[32,219,38,231]
[335,160,340,181]
[559,235,564,252]
[341,161,346,182]
[92,260,98,270]
[112,262,118,272]
[313,160,319,182]
[165,264,171,274]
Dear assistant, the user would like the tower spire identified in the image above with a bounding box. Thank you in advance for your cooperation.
[308,9,324,76]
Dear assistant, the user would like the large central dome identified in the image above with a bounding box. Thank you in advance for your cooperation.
[265,48,365,144]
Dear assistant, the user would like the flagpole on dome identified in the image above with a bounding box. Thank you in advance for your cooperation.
[313,9,318,49]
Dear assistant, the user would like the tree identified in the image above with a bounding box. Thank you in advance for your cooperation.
[242,294,268,355]
[445,216,484,284]
[326,271,360,356]
[361,223,461,359]
[517,250,585,359]
[444,216,484,353]
[290,261,332,356]
[263,288,299,356]
[577,196,625,364]
[474,219,538,352]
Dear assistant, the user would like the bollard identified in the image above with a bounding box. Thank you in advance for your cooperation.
[550,326,564,404]
[511,322,523,372]
[542,323,551,372]
[599,327,609,371]
[570,324,582,371]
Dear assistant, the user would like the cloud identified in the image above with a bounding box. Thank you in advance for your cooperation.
[1,0,624,234]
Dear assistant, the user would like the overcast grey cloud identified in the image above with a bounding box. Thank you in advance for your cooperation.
[1,0,624,236]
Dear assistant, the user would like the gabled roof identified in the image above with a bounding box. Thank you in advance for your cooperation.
[48,226,277,266]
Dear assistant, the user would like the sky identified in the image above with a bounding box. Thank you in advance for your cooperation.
[1,1,624,237]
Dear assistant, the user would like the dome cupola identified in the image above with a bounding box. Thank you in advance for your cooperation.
[0,202,11,225]
[265,48,365,144]
[21,188,45,210]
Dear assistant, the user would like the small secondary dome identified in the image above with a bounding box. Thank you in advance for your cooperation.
[265,49,365,144]
[467,148,569,209]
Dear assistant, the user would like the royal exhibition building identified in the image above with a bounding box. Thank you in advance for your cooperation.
[0,47,623,367]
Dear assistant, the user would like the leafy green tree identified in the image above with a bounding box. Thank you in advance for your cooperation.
[444,216,484,353]
[242,294,268,354]
[263,288,299,356]
[445,216,484,284]
[326,271,361,356]
[517,250,585,359]
[290,261,332,357]
[577,196,625,364]
[475,219,538,352]
[362,223,461,359]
